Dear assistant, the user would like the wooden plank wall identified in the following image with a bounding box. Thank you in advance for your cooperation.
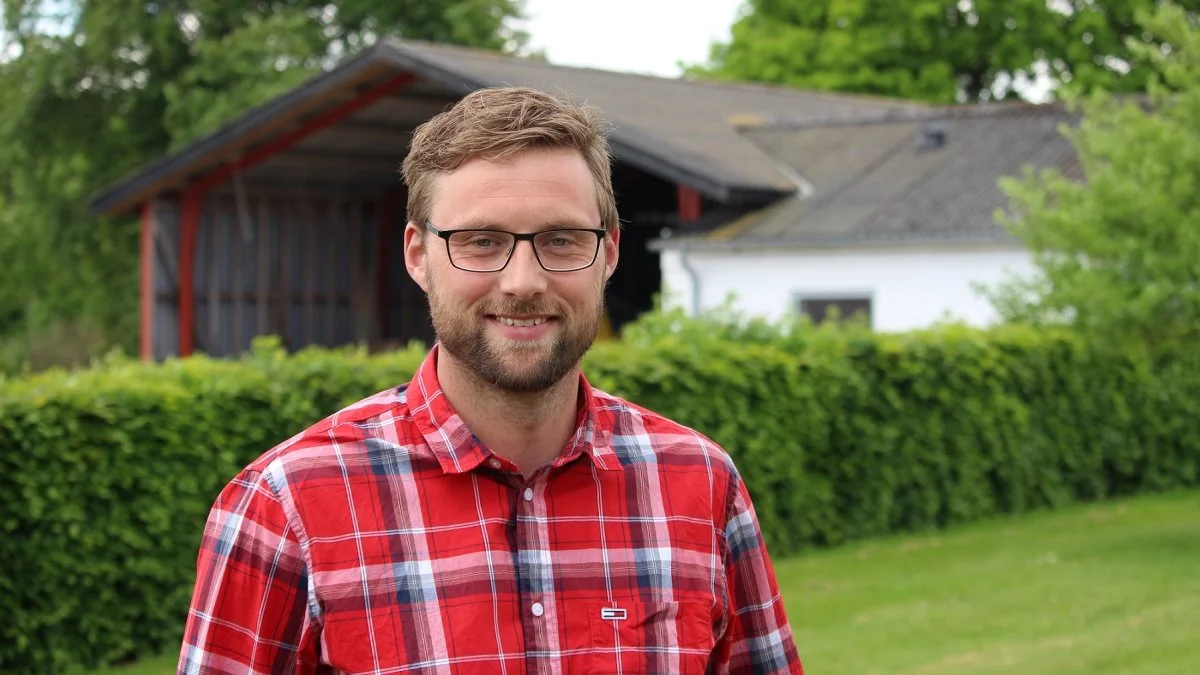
[160,190,431,358]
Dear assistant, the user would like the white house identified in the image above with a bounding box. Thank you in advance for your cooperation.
[651,104,1079,332]
[657,245,1035,332]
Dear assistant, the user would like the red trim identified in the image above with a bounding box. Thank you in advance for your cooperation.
[194,72,417,193]
[139,201,154,360]
[179,186,203,357]
[676,184,702,222]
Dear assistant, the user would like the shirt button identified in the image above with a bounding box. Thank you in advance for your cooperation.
[488,459,502,469]
[523,488,534,502]
[531,602,545,617]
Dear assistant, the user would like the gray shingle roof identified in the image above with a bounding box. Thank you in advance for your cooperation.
[381,40,925,199]
[653,103,1082,250]
[90,39,925,215]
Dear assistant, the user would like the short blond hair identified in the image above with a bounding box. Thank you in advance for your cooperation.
[402,86,618,233]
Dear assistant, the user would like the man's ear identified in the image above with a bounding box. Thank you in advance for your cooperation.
[403,221,430,293]
[603,226,620,282]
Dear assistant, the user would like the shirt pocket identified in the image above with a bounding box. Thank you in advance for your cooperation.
[570,599,714,674]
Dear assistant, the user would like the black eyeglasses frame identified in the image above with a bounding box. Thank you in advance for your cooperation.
[424,221,608,273]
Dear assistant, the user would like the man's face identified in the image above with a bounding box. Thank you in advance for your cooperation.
[403,147,619,393]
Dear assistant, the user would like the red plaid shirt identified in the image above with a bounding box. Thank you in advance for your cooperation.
[180,346,803,674]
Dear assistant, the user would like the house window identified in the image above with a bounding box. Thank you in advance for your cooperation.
[796,295,873,326]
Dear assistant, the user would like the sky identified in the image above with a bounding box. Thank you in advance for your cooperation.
[520,0,747,77]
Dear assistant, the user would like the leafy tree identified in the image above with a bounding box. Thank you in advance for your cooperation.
[985,2,1200,355]
[0,0,527,373]
[689,0,1200,103]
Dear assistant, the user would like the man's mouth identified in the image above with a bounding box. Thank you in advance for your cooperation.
[492,316,551,327]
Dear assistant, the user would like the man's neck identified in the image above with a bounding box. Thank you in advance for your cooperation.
[436,351,582,478]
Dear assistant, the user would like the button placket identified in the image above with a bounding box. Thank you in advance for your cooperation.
[514,476,558,671]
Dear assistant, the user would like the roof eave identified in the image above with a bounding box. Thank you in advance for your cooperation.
[649,232,1022,253]
[90,39,794,217]
[89,46,396,217]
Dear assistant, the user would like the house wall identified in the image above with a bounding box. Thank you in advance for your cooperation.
[658,246,1035,332]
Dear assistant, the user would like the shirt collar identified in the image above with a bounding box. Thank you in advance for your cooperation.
[404,344,618,475]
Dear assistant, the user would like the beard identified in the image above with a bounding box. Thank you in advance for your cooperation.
[426,275,603,394]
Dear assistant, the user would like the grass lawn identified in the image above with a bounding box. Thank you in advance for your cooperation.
[87,490,1199,675]
[73,658,179,675]
[781,489,1200,675]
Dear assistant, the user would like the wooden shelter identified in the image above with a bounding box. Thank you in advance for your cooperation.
[90,39,912,360]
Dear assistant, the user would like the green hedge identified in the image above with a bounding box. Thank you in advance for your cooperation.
[595,315,1200,553]
[0,342,429,673]
[2,317,1198,672]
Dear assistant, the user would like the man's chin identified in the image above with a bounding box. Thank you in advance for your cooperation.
[490,346,556,373]
[485,346,574,390]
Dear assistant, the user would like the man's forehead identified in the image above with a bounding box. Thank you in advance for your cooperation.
[426,151,599,224]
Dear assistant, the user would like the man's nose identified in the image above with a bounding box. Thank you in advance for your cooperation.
[497,240,549,297]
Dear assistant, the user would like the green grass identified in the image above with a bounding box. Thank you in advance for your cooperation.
[781,490,1200,675]
[85,490,1199,675]
[73,657,178,675]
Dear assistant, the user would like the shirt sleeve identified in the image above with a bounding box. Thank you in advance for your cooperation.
[711,475,805,674]
[178,469,320,675]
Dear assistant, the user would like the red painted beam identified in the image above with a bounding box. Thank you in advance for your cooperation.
[676,184,702,222]
[178,186,203,357]
[140,201,154,360]
[194,71,417,193]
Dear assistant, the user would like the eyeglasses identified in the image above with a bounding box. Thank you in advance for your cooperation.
[425,222,607,273]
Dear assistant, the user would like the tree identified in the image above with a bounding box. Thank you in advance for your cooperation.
[984,2,1200,355]
[689,0,1200,104]
[0,0,528,372]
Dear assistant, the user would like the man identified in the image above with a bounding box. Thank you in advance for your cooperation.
[180,86,804,674]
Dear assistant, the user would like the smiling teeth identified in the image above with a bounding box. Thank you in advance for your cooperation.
[498,317,546,327]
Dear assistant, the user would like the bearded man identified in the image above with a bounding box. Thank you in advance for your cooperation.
[179,86,804,675]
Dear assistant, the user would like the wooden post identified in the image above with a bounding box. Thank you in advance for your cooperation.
[206,204,221,352]
[325,199,338,345]
[232,201,245,352]
[257,197,270,337]
[139,201,154,360]
[350,199,364,342]
[178,185,203,357]
[280,200,293,349]
[305,196,318,347]
[377,191,399,343]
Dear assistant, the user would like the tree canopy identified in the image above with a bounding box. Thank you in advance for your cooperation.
[985,2,1200,355]
[0,0,527,372]
[690,0,1200,103]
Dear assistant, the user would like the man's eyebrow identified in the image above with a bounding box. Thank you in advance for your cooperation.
[450,218,502,230]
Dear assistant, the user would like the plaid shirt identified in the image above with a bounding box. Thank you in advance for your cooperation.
[180,346,803,674]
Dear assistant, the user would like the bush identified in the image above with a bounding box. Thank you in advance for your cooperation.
[587,313,1200,552]
[1,317,1197,672]
[0,339,427,673]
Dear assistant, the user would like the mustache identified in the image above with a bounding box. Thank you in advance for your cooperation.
[477,299,563,317]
